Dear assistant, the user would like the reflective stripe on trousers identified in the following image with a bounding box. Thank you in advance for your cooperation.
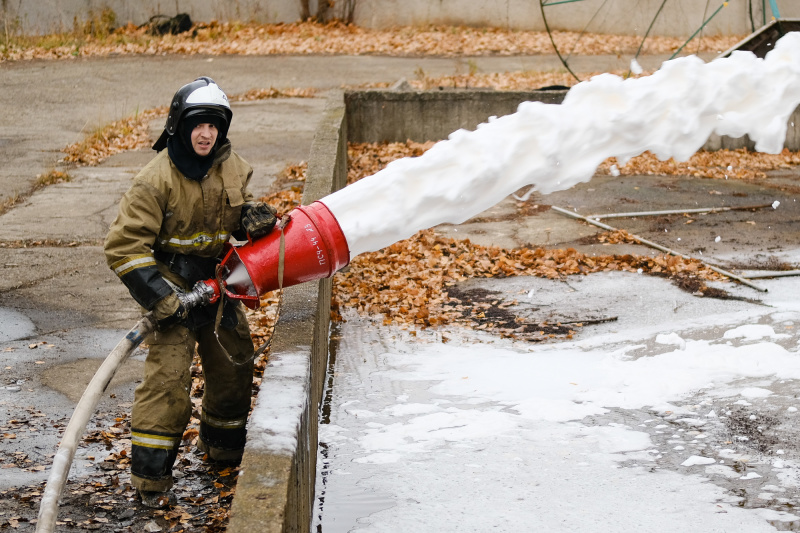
[130,302,254,491]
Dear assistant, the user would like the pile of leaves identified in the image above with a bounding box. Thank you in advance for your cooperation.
[332,228,725,333]
[371,69,588,91]
[1,21,742,62]
[332,142,734,336]
[598,148,800,181]
[230,87,317,101]
[346,141,435,184]
[61,107,167,166]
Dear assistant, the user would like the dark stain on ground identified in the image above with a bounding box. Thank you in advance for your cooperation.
[446,286,578,341]
[726,255,797,272]
[725,407,781,454]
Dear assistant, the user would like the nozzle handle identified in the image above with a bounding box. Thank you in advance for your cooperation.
[176,279,221,310]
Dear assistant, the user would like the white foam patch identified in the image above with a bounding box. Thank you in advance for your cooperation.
[723,324,787,340]
[656,332,686,349]
[316,283,800,532]
[377,338,800,423]
[682,455,716,467]
[322,322,788,533]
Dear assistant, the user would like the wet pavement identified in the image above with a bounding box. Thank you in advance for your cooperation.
[316,272,800,532]
[314,153,800,531]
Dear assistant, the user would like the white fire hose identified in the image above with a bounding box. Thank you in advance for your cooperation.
[35,316,154,533]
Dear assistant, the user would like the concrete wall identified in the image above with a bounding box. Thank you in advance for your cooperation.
[345,88,800,151]
[345,89,566,144]
[227,92,347,533]
[7,0,800,36]
[2,0,301,34]
[354,0,797,36]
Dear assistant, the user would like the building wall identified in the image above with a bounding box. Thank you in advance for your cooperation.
[2,0,300,34]
[353,0,800,36]
[4,1,799,37]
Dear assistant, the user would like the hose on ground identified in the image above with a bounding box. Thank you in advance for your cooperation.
[35,316,154,533]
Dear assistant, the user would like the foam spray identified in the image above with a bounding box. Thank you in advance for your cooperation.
[323,33,800,259]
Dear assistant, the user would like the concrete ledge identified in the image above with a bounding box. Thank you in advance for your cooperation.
[345,88,800,151]
[228,91,346,533]
[345,88,567,143]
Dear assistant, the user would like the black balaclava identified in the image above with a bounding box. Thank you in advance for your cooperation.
[167,113,224,181]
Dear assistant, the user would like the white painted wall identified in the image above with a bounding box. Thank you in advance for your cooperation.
[353,0,800,37]
[3,0,301,34]
[4,0,799,37]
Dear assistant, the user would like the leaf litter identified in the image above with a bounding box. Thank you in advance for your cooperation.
[331,141,800,340]
[1,21,743,63]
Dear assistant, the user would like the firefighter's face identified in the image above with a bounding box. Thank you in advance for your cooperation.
[191,123,218,157]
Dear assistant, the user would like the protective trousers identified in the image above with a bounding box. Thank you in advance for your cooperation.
[130,304,254,492]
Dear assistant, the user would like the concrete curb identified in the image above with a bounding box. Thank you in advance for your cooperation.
[227,91,346,533]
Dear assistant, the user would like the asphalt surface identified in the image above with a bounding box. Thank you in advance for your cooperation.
[0,50,799,530]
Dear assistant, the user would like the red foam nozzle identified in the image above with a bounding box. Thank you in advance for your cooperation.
[218,201,350,308]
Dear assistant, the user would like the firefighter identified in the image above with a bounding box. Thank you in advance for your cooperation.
[104,77,277,508]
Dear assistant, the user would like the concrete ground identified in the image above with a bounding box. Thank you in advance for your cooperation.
[0,49,797,531]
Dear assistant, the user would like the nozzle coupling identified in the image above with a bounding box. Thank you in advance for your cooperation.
[176,279,221,310]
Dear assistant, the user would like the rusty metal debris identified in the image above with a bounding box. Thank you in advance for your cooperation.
[551,205,768,293]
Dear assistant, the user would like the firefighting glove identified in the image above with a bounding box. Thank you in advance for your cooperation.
[151,292,187,331]
[240,202,277,240]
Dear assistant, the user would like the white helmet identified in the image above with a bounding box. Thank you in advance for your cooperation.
[153,76,232,151]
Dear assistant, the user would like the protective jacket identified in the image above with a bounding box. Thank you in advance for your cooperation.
[104,140,254,327]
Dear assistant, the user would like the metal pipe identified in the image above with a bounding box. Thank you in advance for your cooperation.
[36,317,154,533]
[631,0,669,66]
[586,203,773,220]
[742,270,800,279]
[541,0,587,7]
[551,205,768,292]
[539,0,583,82]
[669,1,729,60]
[768,0,781,19]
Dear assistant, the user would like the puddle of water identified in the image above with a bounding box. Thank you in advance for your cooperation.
[314,449,394,533]
[0,307,35,342]
[314,323,395,532]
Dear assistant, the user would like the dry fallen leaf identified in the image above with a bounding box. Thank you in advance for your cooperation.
[333,141,745,336]
[2,21,744,63]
